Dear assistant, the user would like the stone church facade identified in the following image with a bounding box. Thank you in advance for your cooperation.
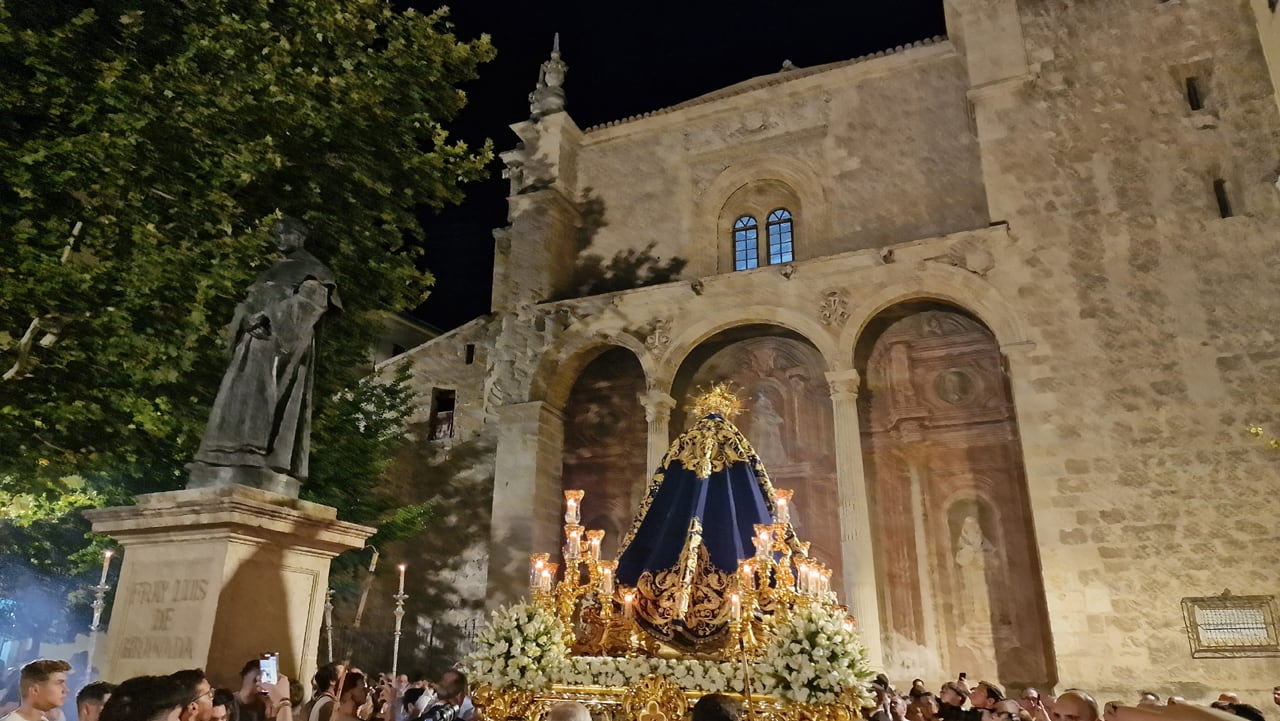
[384,0,1280,700]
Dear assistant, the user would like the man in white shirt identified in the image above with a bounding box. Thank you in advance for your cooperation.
[1,660,72,721]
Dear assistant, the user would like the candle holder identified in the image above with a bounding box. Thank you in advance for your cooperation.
[564,524,584,566]
[563,489,585,525]
[84,549,115,679]
[324,588,335,663]
[774,489,794,524]
[529,553,551,596]
[585,529,605,562]
[391,588,408,678]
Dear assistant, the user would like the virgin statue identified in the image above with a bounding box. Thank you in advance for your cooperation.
[614,384,793,651]
[188,218,342,497]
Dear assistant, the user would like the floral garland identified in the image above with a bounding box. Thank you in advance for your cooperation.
[757,604,874,705]
[467,602,874,705]
[464,602,568,690]
[564,656,746,693]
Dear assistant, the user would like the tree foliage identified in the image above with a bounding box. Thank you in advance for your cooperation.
[0,0,494,642]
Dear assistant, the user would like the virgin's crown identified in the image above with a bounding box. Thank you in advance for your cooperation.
[690,382,744,419]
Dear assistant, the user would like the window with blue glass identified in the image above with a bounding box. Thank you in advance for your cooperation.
[766,209,794,265]
[733,216,759,270]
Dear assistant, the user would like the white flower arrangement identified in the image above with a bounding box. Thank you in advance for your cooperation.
[562,656,746,693]
[464,602,568,690]
[756,604,874,705]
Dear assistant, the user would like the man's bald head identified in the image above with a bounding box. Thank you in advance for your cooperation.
[1053,691,1100,721]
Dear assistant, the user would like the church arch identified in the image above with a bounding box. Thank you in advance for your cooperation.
[854,300,1056,689]
[560,347,649,561]
[838,265,1033,367]
[667,323,844,594]
[658,306,841,393]
[528,329,654,412]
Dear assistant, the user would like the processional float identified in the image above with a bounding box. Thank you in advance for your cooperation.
[469,384,874,720]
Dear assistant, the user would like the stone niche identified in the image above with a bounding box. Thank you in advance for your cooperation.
[560,347,650,560]
[857,304,1055,689]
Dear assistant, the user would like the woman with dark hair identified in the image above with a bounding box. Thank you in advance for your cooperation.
[211,691,238,721]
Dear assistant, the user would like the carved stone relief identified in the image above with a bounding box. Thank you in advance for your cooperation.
[818,290,851,326]
[645,319,672,353]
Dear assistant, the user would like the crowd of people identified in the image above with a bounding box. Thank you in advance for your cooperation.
[0,658,1276,721]
[0,658,477,721]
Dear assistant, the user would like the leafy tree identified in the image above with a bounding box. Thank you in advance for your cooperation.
[0,0,494,644]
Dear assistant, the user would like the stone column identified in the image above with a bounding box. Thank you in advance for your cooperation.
[825,368,885,667]
[638,389,677,477]
[85,486,373,689]
[487,400,565,607]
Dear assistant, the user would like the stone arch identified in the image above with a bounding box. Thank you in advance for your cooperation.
[838,265,1033,367]
[854,300,1056,689]
[694,154,831,275]
[560,346,649,561]
[528,328,654,411]
[657,305,841,393]
[667,321,844,593]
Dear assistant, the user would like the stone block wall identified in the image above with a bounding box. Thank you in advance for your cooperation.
[971,0,1280,700]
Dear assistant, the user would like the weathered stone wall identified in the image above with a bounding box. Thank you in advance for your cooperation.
[575,42,989,279]
[969,0,1280,701]
[395,0,1280,703]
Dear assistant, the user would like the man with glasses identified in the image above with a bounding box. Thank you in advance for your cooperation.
[169,670,213,721]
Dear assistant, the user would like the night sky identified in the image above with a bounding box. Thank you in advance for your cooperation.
[411,2,946,330]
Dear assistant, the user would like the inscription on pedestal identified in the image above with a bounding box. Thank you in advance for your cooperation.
[115,560,217,664]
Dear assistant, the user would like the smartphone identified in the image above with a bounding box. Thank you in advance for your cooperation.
[958,672,967,683]
[259,653,279,687]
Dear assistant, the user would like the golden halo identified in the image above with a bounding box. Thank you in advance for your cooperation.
[689,381,745,419]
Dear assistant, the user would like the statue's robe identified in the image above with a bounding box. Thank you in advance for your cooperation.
[194,249,341,481]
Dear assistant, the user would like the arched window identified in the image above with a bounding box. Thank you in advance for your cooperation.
[733,216,759,271]
[766,208,793,265]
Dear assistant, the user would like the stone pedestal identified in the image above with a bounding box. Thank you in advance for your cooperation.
[85,485,374,688]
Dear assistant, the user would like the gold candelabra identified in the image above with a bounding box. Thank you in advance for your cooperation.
[528,488,852,663]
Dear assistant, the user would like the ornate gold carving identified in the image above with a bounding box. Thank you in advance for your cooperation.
[689,382,744,419]
[773,702,858,721]
[633,543,735,650]
[622,676,688,721]
[470,684,536,721]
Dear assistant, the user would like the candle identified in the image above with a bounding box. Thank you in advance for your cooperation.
[622,590,636,618]
[564,490,584,525]
[397,564,406,594]
[564,524,583,560]
[586,530,605,561]
[98,550,114,586]
[729,592,742,623]
[540,568,553,592]
[753,524,773,559]
[529,553,549,593]
[739,560,756,591]
[774,489,794,524]
[598,561,616,595]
